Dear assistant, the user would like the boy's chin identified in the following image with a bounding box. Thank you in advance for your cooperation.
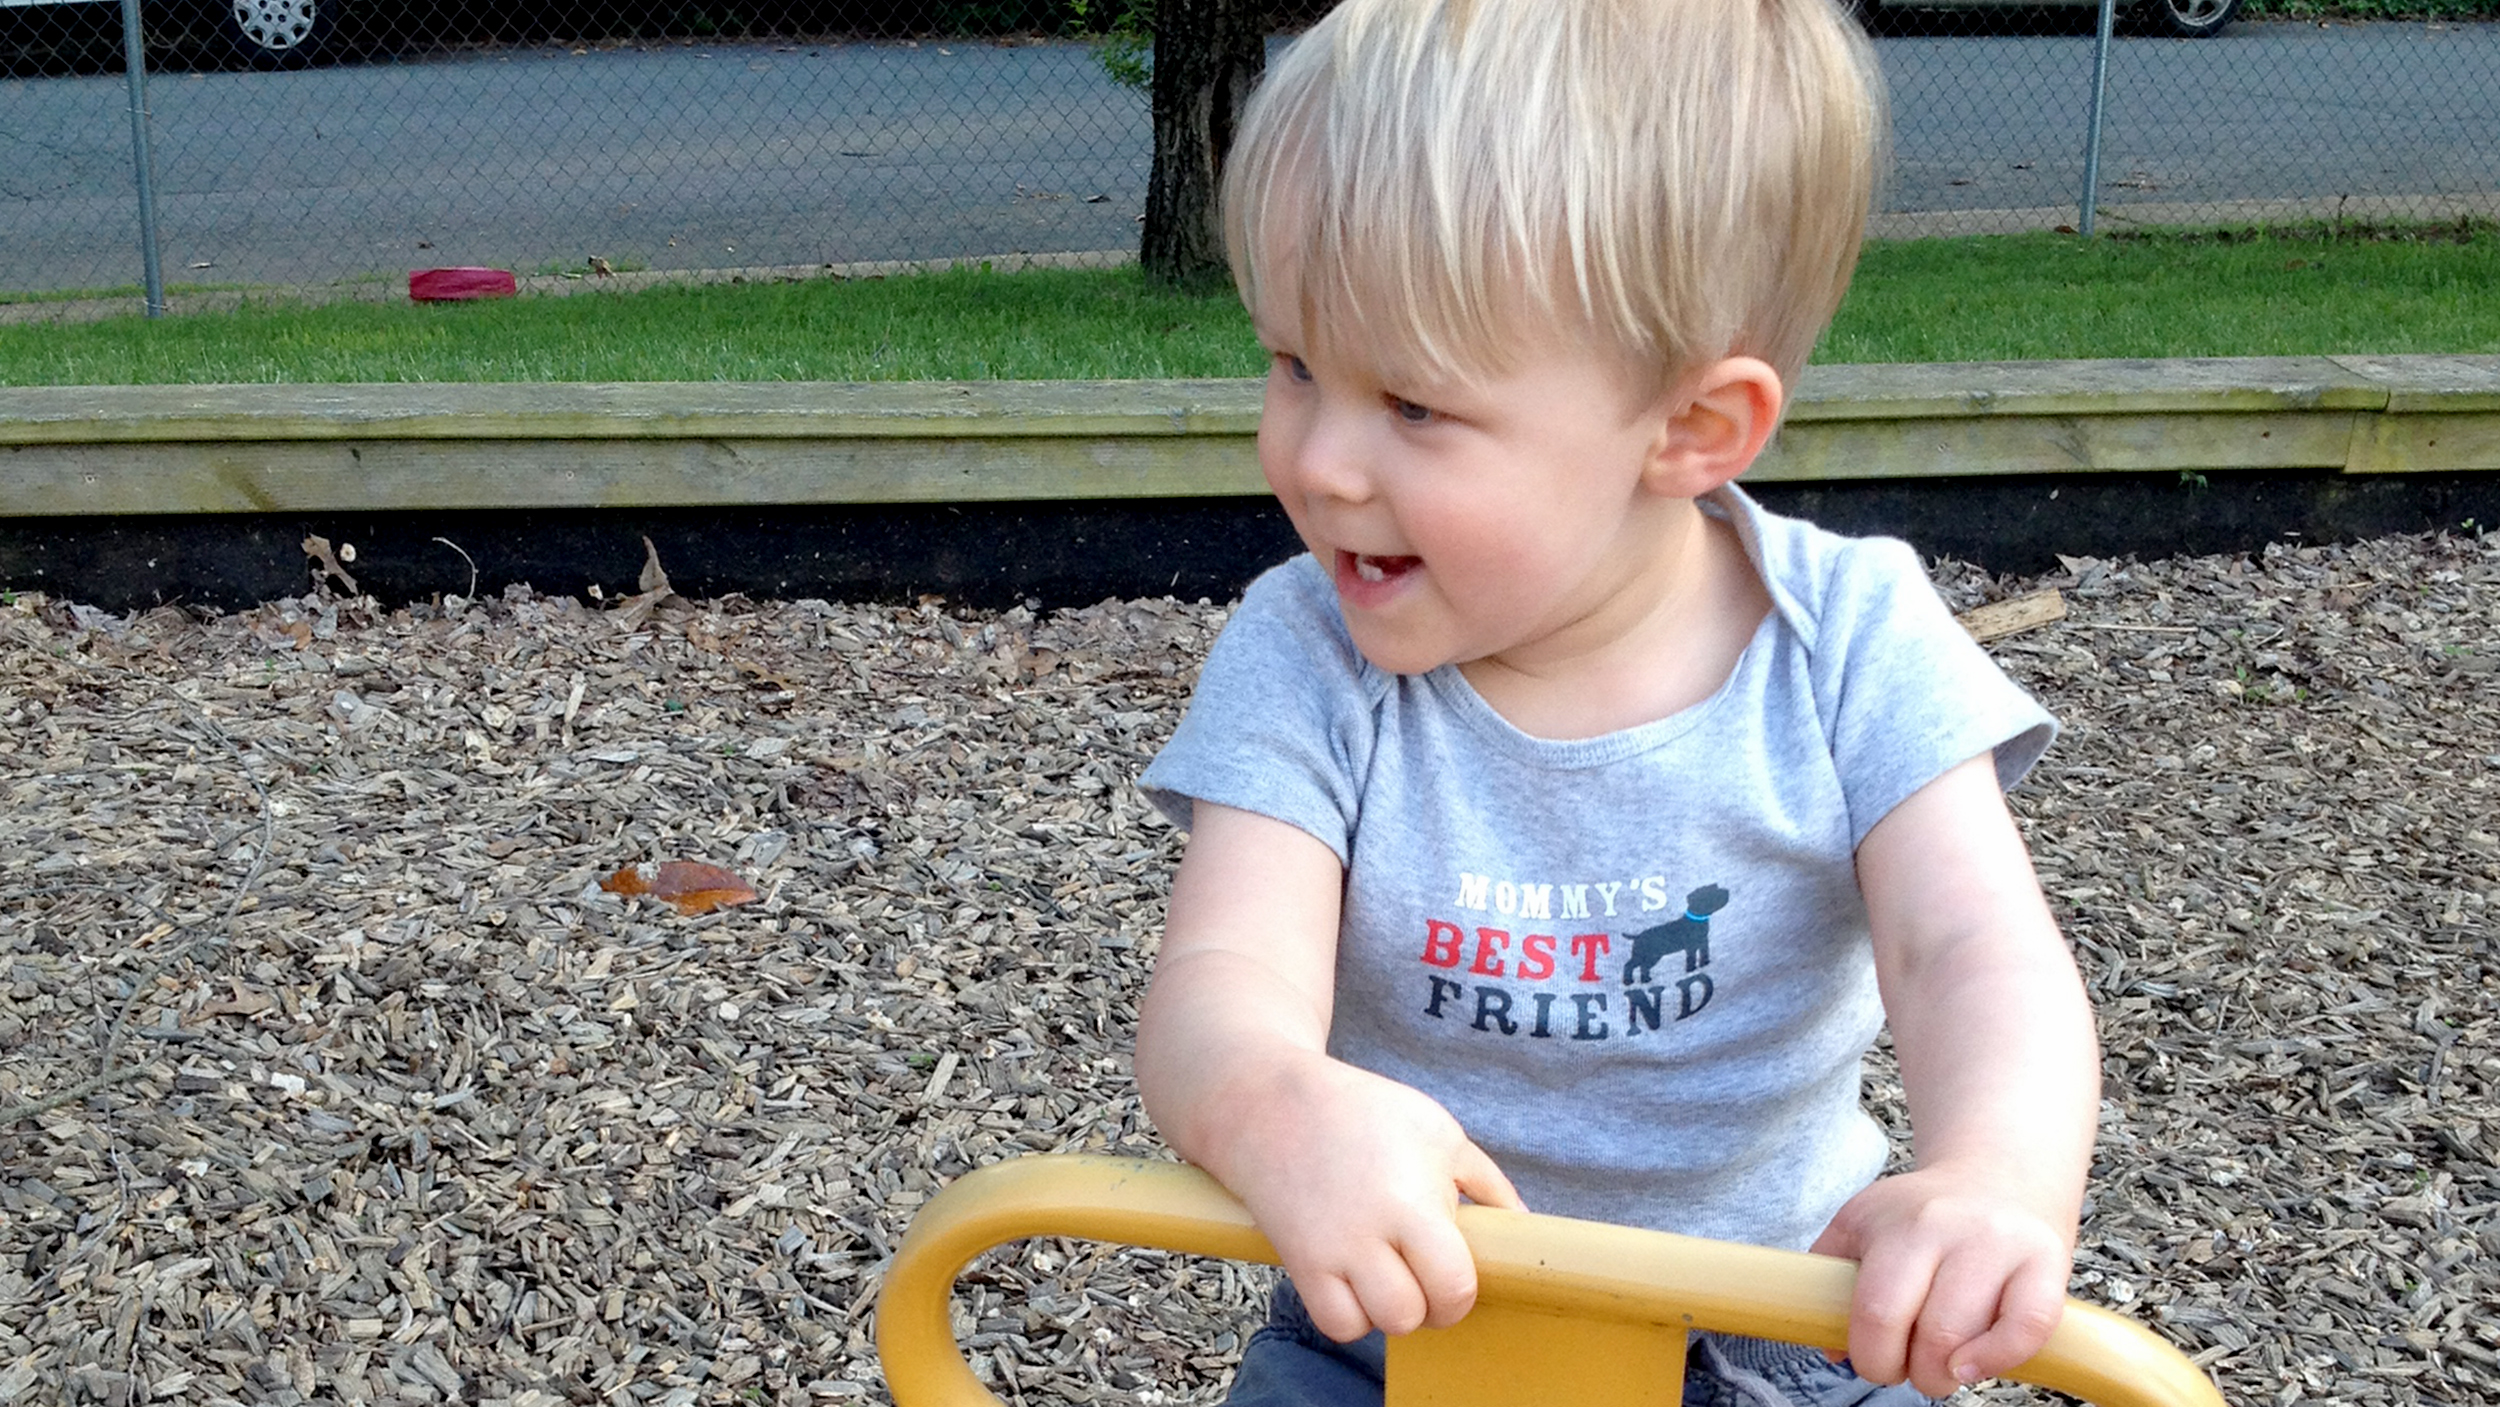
[1343,621,1456,678]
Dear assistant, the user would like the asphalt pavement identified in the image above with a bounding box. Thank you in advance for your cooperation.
[2,20,2496,297]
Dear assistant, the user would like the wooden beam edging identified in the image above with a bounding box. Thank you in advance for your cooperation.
[2,356,2494,518]
[1765,355,2500,483]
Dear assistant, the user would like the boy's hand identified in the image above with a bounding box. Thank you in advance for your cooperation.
[1225,1050,1524,1343]
[1839,756,2099,1397]
[1138,803,1524,1344]
[1810,1164,2073,1397]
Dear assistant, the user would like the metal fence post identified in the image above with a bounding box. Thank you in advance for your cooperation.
[2078,0,2118,238]
[119,0,166,316]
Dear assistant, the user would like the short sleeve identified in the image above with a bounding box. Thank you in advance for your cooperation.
[1139,557,1382,865]
[1806,537,2058,848]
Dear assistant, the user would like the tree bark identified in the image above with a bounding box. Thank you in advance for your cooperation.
[1142,0,1266,287]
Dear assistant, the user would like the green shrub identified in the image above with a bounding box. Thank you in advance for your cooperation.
[1073,0,1151,88]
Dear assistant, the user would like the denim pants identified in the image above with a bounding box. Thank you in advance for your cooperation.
[1224,1280,1937,1407]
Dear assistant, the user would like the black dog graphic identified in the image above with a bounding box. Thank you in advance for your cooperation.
[1621,884,1731,985]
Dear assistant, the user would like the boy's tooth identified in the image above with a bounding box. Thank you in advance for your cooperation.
[1356,556,1386,582]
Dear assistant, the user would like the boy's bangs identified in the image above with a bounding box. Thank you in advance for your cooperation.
[1226,4,1594,391]
[1293,202,1546,394]
[1225,0,1881,396]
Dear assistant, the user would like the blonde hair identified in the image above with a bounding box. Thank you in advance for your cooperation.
[1223,0,1883,396]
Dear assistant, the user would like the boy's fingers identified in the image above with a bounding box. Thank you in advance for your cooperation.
[1940,1258,2069,1384]
[1396,1219,1482,1330]
[1452,1142,1525,1212]
[1344,1251,1431,1339]
[1902,1255,2009,1396]
[1806,1210,1864,1262]
[1842,1244,1937,1386]
[1293,1273,1377,1345]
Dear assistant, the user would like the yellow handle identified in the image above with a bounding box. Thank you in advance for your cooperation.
[875,1154,2226,1407]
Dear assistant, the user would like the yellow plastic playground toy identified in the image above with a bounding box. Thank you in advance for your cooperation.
[878,1155,2226,1407]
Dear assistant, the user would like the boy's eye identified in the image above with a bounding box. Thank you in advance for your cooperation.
[1275,353,1313,383]
[1388,396,1435,425]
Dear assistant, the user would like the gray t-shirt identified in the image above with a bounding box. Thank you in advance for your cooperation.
[1140,487,2055,1251]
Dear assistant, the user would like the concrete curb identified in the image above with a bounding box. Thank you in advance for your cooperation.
[0,250,1140,328]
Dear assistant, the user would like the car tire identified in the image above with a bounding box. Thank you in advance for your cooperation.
[2128,0,2242,39]
[214,0,337,68]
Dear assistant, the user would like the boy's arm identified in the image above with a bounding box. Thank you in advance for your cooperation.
[1135,800,1524,1342]
[1816,753,2101,1398]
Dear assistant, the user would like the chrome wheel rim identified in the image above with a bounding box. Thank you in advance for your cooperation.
[231,0,318,51]
[2168,0,2232,27]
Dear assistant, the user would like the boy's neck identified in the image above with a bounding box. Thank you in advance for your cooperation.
[1456,495,1772,741]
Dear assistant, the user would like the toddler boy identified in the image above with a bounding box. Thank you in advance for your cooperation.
[1135,1,2101,1403]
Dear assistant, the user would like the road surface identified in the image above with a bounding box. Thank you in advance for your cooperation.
[3,20,2495,296]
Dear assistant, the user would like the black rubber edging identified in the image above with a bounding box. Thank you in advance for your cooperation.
[6,469,2496,614]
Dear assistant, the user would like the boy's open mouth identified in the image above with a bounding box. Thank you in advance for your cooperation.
[1346,552,1421,584]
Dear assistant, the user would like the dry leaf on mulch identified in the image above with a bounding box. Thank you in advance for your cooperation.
[603,861,764,917]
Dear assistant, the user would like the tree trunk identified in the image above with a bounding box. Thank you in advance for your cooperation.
[1142,0,1266,287]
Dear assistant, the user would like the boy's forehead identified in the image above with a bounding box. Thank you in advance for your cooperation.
[1247,300,1291,345]
[1250,274,1664,411]
[1247,272,1365,369]
[1242,218,1646,391]
[1249,287,1437,383]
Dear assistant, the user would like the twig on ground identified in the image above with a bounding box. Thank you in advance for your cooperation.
[434,536,480,599]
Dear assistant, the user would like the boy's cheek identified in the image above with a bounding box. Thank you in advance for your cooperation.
[1256,427,1303,503]
[1267,497,1327,562]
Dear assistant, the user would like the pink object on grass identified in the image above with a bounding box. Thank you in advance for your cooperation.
[409,268,518,302]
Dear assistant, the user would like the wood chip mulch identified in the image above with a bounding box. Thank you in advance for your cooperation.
[2,528,2496,1407]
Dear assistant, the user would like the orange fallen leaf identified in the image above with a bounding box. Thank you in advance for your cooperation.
[601,860,759,916]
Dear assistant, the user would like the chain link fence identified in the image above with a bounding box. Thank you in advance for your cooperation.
[3,1,2496,311]
[1871,2,2500,239]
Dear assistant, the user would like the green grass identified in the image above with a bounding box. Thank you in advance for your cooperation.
[1820,219,2500,363]
[1,221,2495,386]
[0,265,1264,386]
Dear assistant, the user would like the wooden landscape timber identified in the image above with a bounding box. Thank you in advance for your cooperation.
[0,380,1272,515]
[3,357,2497,611]
[2,357,2497,518]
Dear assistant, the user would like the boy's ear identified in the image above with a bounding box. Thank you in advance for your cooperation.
[1640,357,1786,499]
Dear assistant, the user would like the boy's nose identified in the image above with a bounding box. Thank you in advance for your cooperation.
[1278,410,1375,505]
